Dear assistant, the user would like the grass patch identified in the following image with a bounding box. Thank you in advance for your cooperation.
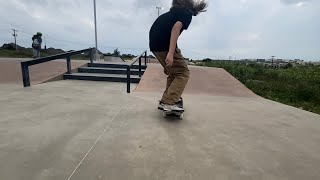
[0,49,35,58]
[0,49,90,60]
[200,61,320,115]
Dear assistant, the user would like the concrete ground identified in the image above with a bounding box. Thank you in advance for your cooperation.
[0,58,87,85]
[135,64,257,97]
[1,80,320,180]
[103,56,125,63]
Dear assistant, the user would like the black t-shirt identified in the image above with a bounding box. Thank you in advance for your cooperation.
[149,8,193,52]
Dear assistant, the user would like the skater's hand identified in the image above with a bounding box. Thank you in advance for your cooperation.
[165,53,174,67]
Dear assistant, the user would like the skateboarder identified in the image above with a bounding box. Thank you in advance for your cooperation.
[149,0,208,111]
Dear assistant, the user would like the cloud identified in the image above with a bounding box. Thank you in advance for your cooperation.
[0,0,319,60]
[134,0,169,9]
[281,0,311,5]
[280,0,313,7]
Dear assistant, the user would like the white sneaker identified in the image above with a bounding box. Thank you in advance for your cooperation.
[163,104,184,112]
[158,101,165,110]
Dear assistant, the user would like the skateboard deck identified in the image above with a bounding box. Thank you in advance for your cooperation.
[163,110,184,119]
[161,99,184,119]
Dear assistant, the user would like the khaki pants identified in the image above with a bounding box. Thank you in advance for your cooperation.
[152,48,190,105]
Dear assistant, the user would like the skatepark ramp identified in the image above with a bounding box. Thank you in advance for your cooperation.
[103,56,125,63]
[1,79,320,180]
[4,49,320,180]
[135,63,258,98]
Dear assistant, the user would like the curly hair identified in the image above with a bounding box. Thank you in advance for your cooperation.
[171,0,208,16]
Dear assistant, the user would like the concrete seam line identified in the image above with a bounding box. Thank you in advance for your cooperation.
[66,107,124,180]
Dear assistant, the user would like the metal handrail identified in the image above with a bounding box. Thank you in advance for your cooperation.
[126,50,148,93]
[21,48,94,87]
[129,51,147,66]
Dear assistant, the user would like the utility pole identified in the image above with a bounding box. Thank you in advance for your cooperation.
[156,7,163,17]
[271,56,275,67]
[93,0,99,61]
[44,36,47,50]
[12,29,18,51]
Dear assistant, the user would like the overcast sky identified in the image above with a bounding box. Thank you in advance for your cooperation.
[0,0,319,60]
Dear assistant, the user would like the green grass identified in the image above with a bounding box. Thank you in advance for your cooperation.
[0,49,89,60]
[0,49,36,58]
[200,61,320,115]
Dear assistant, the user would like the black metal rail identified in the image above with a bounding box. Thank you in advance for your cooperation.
[127,51,147,93]
[21,48,94,87]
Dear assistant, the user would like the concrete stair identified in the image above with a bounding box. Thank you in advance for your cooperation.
[63,63,146,83]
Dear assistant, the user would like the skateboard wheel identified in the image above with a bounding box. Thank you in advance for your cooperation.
[162,112,167,117]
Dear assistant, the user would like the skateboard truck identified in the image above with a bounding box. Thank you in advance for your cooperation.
[160,98,184,119]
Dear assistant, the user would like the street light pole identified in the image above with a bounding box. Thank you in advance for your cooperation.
[44,36,47,50]
[93,0,99,61]
[12,29,18,51]
[156,7,163,17]
[271,56,275,67]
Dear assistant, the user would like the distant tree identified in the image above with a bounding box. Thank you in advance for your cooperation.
[202,58,211,62]
[284,63,293,69]
[121,54,135,59]
[112,48,121,56]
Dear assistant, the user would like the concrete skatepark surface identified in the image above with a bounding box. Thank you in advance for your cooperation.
[103,56,125,63]
[0,58,86,85]
[135,64,257,97]
[1,60,320,180]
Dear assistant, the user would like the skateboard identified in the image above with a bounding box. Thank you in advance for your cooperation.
[163,110,184,119]
[160,99,184,119]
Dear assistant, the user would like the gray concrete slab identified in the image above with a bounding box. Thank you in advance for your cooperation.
[103,56,125,63]
[0,81,320,180]
[0,81,136,180]
[135,64,258,98]
[0,58,87,85]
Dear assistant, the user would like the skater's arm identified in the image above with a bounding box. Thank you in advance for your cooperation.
[169,21,183,55]
[166,21,183,66]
